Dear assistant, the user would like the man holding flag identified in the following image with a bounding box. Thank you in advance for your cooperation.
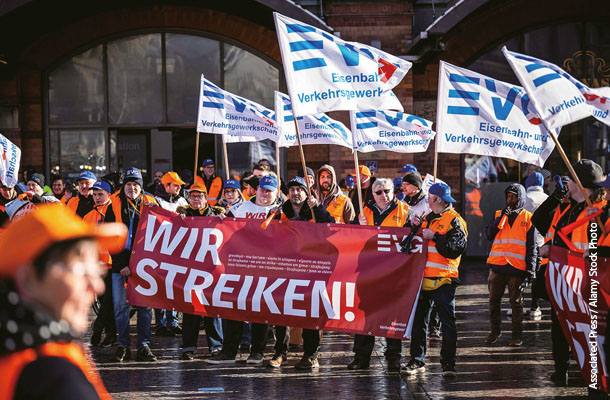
[315,165,355,224]
[532,160,606,385]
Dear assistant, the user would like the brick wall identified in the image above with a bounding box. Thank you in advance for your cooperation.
[286,2,419,184]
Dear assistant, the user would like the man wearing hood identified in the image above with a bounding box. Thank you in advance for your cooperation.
[485,183,537,347]
[523,172,548,319]
[315,165,355,224]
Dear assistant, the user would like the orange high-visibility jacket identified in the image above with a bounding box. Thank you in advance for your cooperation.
[422,209,467,279]
[487,209,532,271]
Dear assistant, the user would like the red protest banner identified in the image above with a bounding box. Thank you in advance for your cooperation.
[126,206,427,339]
[546,246,608,392]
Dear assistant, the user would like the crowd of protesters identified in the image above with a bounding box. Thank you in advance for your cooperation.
[0,156,609,399]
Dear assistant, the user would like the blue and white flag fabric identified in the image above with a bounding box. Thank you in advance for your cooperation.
[274,12,411,117]
[222,133,263,144]
[349,110,435,153]
[436,61,559,167]
[0,133,20,188]
[275,91,353,149]
[196,75,279,142]
[503,47,610,129]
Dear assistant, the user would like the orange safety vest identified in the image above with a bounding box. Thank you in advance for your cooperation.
[567,200,607,251]
[0,342,110,399]
[242,189,251,201]
[66,195,79,213]
[83,202,113,266]
[422,209,467,279]
[111,193,157,224]
[360,201,409,227]
[205,177,223,206]
[487,209,532,271]
[465,188,483,217]
[601,219,610,247]
[326,195,348,223]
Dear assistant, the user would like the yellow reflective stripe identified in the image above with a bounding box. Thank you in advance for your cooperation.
[497,238,526,246]
[425,262,458,271]
[573,242,588,250]
[489,251,525,261]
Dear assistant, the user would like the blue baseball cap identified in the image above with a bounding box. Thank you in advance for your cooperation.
[599,173,610,188]
[398,163,417,173]
[259,175,278,190]
[124,167,144,187]
[429,182,456,203]
[202,159,215,167]
[393,177,403,190]
[77,170,97,182]
[287,176,307,190]
[224,179,241,190]
[91,180,111,193]
[345,175,355,187]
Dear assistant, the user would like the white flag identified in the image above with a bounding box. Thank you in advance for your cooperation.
[436,61,558,167]
[421,174,446,194]
[274,12,411,116]
[502,47,610,129]
[350,110,435,153]
[0,133,21,188]
[275,91,353,149]
[196,75,279,142]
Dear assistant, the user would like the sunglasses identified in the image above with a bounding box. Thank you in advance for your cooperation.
[374,189,391,195]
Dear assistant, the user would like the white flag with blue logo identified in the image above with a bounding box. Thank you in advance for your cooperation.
[274,12,410,117]
[275,91,353,149]
[502,47,610,130]
[196,75,279,142]
[436,61,559,167]
[349,110,435,153]
[0,133,20,188]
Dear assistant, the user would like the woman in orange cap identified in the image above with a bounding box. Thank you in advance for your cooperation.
[0,204,126,399]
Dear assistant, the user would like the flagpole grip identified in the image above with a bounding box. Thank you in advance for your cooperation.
[353,151,364,219]
[546,129,606,236]
[194,131,201,180]
[276,143,282,189]
[293,118,316,222]
[222,136,230,181]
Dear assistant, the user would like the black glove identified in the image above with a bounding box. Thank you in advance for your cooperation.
[551,182,568,201]
[501,207,511,217]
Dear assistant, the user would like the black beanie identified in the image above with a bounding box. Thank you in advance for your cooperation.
[402,172,423,189]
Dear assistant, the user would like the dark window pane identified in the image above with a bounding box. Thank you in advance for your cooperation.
[584,22,610,88]
[58,129,107,179]
[223,44,278,109]
[108,34,163,124]
[223,44,279,171]
[524,23,583,67]
[0,106,19,129]
[166,34,220,124]
[48,45,104,124]
[117,130,149,179]
[467,37,521,85]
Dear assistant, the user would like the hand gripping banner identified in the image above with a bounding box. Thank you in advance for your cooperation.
[546,246,609,392]
[127,206,427,339]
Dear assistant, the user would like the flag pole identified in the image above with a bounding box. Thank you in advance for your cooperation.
[432,148,438,184]
[293,118,316,222]
[276,143,281,188]
[545,128,606,236]
[194,131,200,179]
[353,149,364,219]
[348,118,365,219]
[222,135,230,180]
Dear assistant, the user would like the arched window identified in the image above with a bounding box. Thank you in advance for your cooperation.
[47,31,281,181]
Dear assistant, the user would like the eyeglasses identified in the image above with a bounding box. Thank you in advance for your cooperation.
[374,189,391,195]
[190,194,205,199]
[53,262,106,279]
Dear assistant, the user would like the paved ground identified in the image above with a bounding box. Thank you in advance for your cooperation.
[88,260,589,399]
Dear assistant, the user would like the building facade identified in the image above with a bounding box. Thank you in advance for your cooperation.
[1,0,609,256]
